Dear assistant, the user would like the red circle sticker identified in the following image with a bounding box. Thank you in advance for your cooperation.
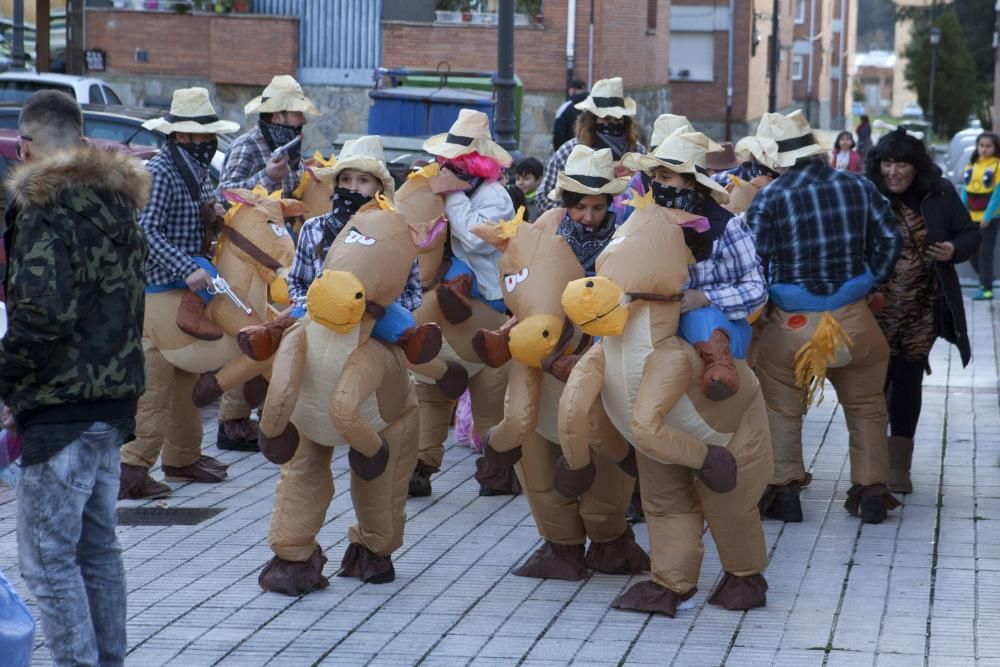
[786,314,808,329]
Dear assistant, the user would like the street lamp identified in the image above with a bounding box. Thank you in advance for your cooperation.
[929,26,941,138]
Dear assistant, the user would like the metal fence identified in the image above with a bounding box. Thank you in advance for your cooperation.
[252,0,382,86]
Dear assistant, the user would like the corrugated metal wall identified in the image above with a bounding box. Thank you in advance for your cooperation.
[253,0,382,86]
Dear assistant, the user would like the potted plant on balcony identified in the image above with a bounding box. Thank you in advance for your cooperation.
[435,0,467,23]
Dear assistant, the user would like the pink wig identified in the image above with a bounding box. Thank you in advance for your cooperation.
[437,152,504,181]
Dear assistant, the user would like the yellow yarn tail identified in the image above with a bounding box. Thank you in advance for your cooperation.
[793,312,854,407]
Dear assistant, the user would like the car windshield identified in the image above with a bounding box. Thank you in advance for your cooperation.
[83,117,164,148]
[0,80,73,103]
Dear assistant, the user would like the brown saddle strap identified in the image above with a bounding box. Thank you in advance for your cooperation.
[626,291,683,303]
[365,301,385,319]
[541,316,589,379]
[423,256,454,293]
[219,224,284,272]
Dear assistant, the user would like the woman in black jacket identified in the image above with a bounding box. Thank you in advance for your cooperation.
[865,128,979,494]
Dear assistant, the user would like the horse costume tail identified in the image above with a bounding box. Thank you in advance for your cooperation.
[793,312,854,407]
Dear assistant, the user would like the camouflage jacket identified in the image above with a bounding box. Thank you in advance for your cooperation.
[0,145,150,424]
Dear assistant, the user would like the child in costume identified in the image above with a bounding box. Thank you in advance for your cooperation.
[961,131,1000,300]
[244,136,440,365]
[621,130,766,401]
[513,156,544,221]
[426,109,516,324]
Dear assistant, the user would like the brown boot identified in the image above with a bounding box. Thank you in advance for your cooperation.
[176,290,224,341]
[396,323,443,365]
[238,314,297,361]
[695,328,740,401]
[436,274,473,324]
[888,436,914,494]
[118,463,171,500]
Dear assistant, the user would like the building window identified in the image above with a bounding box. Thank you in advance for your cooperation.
[794,0,806,24]
[647,0,658,32]
[669,32,714,82]
[792,55,804,81]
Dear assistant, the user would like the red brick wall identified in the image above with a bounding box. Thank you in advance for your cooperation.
[381,0,670,93]
[85,9,297,87]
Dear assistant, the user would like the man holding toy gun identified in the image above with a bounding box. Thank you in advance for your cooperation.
[118,87,243,500]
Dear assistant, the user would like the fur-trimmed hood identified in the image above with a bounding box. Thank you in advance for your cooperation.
[6,143,151,210]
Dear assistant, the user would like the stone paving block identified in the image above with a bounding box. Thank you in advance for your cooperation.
[477,634,536,659]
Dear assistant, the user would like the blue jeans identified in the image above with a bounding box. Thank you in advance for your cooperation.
[679,306,751,359]
[17,423,127,667]
[444,258,507,314]
[768,269,876,313]
[144,256,217,303]
[290,301,415,345]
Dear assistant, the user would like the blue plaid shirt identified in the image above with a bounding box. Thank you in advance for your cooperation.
[287,211,423,312]
[218,126,304,198]
[687,214,767,320]
[140,148,215,286]
[746,161,901,296]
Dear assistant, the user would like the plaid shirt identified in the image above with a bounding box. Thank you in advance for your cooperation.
[746,161,901,296]
[217,126,303,198]
[537,138,646,214]
[140,148,215,286]
[287,211,423,311]
[687,214,767,320]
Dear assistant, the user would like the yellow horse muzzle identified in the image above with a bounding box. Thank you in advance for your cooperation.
[306,270,367,333]
[507,313,565,368]
[561,276,630,337]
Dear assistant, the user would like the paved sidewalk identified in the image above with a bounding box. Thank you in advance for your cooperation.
[1,292,998,666]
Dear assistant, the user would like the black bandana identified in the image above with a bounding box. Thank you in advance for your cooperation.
[446,164,485,193]
[331,187,372,225]
[557,212,617,274]
[259,119,303,167]
[176,138,217,169]
[745,158,780,181]
[651,181,697,211]
[593,131,628,160]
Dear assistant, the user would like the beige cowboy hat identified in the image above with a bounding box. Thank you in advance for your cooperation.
[621,130,730,204]
[422,109,512,165]
[735,109,826,169]
[312,135,396,199]
[244,75,320,116]
[548,145,630,201]
[649,114,692,149]
[574,77,637,119]
[142,87,240,135]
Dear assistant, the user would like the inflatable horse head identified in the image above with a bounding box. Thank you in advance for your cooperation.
[472,207,584,370]
[291,151,338,220]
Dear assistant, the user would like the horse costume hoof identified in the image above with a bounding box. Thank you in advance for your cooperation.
[435,361,469,400]
[475,455,522,496]
[708,572,768,610]
[472,328,513,368]
[436,275,473,324]
[258,547,329,596]
[348,440,390,481]
[238,314,297,361]
[553,455,596,498]
[585,526,651,575]
[759,484,804,523]
[192,372,224,408]
[259,423,300,464]
[397,323,443,365]
[611,581,696,617]
[698,445,738,493]
[844,484,899,524]
[484,431,522,466]
[617,447,638,477]
[545,353,580,383]
[513,541,587,581]
[243,375,269,408]
[339,543,395,583]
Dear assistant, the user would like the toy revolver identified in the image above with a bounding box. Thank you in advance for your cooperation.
[207,276,252,315]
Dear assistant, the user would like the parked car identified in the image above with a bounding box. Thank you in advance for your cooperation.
[0,103,232,183]
[901,102,924,120]
[0,72,122,105]
[0,127,157,211]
